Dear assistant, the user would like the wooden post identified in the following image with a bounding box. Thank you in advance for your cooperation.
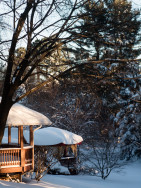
[8,126,11,144]
[18,126,20,146]
[20,126,23,149]
[30,126,34,170]
[20,126,25,173]
[30,126,33,146]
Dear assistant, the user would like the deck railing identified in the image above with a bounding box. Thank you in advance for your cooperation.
[0,145,33,170]
[0,148,21,166]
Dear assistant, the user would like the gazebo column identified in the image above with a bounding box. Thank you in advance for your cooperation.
[8,126,11,144]
[18,126,20,146]
[30,126,33,146]
[20,126,24,148]
[20,126,25,172]
[30,126,34,170]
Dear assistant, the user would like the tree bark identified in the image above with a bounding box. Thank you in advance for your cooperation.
[0,95,13,144]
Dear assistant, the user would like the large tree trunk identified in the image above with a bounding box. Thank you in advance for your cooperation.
[0,96,13,145]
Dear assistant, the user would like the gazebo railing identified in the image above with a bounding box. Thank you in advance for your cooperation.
[0,125,34,176]
[0,148,21,167]
[0,146,33,169]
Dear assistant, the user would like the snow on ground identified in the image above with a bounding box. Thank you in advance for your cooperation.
[0,160,140,188]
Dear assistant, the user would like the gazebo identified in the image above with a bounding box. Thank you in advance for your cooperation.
[0,101,52,180]
[32,127,83,174]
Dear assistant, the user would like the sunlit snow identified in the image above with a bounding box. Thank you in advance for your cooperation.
[0,97,52,126]
[0,160,140,188]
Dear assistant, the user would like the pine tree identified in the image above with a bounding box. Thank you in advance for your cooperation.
[78,0,141,59]
[103,0,141,59]
[75,0,141,159]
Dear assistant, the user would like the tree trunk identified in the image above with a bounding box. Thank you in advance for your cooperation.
[0,97,13,145]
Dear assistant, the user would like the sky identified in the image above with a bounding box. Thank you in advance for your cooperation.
[130,0,141,8]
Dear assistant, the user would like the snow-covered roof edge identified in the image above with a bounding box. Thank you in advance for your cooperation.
[0,97,52,126]
[33,127,83,146]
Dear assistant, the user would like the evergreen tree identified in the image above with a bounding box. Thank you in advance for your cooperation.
[74,0,141,159]
[78,0,141,59]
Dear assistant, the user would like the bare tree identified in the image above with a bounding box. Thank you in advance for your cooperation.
[34,146,59,181]
[80,131,125,180]
[0,0,87,143]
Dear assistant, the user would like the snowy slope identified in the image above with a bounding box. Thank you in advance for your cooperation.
[0,160,140,188]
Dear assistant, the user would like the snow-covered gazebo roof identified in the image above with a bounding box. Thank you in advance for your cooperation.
[6,103,52,126]
[0,97,52,126]
[33,127,83,146]
[2,127,83,145]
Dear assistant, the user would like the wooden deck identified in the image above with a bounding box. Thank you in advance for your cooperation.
[0,144,33,174]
